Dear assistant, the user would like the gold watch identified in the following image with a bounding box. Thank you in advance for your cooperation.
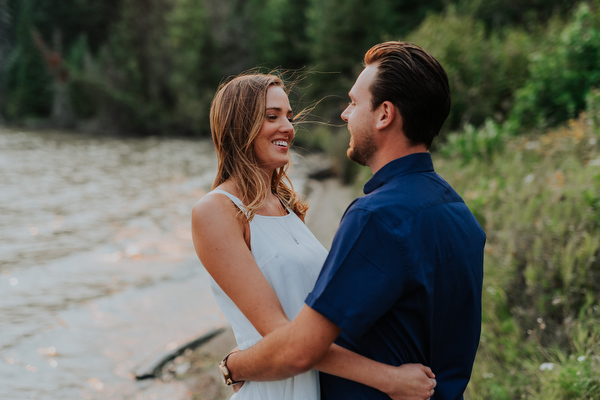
[218,351,243,386]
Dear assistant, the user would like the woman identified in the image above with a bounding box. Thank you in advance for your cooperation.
[191,73,435,399]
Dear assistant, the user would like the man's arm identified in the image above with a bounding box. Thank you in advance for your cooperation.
[227,304,340,381]
[227,305,436,400]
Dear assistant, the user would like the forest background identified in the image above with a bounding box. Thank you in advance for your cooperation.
[2,0,600,398]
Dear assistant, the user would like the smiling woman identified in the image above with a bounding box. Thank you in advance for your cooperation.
[191,73,325,399]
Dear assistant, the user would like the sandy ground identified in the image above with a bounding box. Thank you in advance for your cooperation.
[164,177,355,400]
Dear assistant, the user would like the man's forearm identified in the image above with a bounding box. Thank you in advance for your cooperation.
[225,305,436,400]
[227,305,341,382]
[227,323,435,399]
[227,326,313,381]
[229,330,390,388]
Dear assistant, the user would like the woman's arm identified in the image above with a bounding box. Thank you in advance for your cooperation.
[315,344,435,399]
[192,194,434,399]
[192,193,291,336]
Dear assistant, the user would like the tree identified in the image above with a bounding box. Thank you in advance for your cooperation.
[457,0,577,30]
[249,0,310,69]
[3,0,52,120]
[2,0,123,122]
[165,0,219,134]
[31,28,75,127]
[0,0,11,121]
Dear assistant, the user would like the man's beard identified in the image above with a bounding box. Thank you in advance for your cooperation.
[347,131,377,167]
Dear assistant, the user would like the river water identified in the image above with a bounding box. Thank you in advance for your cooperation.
[0,127,315,400]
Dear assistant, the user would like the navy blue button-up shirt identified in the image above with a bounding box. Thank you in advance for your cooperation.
[306,152,486,400]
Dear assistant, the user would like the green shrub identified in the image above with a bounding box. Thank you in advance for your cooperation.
[438,118,507,163]
[509,2,600,133]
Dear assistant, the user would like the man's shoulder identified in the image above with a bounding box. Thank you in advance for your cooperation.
[353,171,461,220]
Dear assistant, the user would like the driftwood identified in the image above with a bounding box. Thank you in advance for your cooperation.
[133,327,225,380]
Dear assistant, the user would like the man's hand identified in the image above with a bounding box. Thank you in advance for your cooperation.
[385,364,436,400]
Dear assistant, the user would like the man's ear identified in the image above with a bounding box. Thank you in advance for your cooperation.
[375,101,397,130]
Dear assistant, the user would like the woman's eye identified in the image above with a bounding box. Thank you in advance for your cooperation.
[267,115,277,120]
[287,118,294,123]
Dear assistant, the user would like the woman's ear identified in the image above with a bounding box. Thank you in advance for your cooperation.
[375,101,397,130]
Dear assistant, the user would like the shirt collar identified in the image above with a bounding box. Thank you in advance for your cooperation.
[363,152,434,194]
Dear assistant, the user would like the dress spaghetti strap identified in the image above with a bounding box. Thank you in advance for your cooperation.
[210,189,248,214]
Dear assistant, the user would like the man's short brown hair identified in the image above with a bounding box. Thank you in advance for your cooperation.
[364,41,451,148]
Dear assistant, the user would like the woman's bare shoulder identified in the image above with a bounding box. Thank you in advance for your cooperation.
[192,191,237,222]
[191,189,249,260]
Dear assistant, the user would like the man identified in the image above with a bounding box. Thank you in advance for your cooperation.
[223,41,486,400]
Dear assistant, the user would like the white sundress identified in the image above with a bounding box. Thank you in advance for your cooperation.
[207,189,328,400]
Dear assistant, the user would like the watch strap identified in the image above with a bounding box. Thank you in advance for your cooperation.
[219,351,244,386]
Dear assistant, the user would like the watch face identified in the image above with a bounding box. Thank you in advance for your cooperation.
[219,364,227,383]
[218,363,229,384]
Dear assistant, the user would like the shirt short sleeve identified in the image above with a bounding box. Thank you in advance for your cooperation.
[305,206,410,340]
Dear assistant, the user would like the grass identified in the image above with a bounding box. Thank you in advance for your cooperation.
[433,112,600,399]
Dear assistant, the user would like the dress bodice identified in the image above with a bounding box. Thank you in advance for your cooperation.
[204,189,328,399]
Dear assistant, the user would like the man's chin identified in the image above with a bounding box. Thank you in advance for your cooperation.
[347,149,367,167]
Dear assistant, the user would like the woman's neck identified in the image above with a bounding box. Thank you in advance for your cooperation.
[219,171,275,202]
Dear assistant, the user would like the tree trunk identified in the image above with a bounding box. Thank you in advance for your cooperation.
[49,30,74,128]
[32,28,75,128]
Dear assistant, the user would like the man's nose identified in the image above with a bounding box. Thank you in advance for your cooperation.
[341,106,350,122]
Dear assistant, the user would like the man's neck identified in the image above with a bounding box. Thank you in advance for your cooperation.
[369,145,428,174]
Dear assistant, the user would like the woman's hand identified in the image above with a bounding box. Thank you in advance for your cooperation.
[384,364,436,400]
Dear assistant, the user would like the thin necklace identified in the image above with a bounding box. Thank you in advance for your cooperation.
[269,195,300,245]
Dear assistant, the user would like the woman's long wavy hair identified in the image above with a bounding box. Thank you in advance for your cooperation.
[210,73,309,221]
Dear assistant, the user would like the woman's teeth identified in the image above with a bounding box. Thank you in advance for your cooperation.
[273,140,288,147]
